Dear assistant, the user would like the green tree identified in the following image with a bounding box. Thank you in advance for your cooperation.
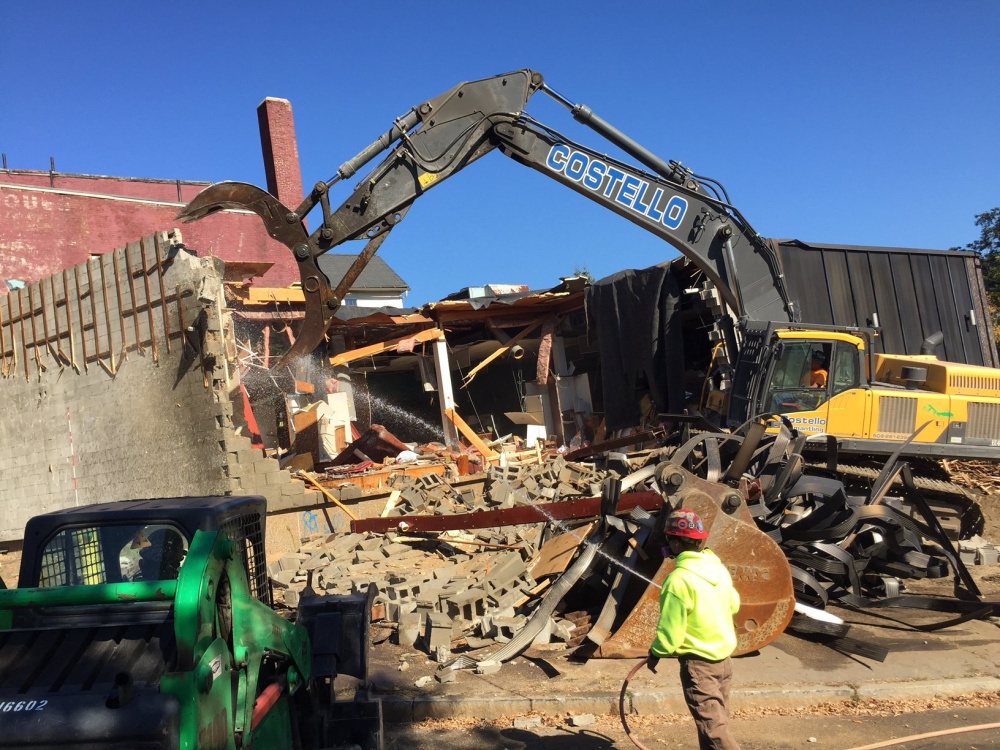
[956,208,1000,343]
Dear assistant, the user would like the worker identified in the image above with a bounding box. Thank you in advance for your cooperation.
[138,528,187,580]
[119,530,151,581]
[648,509,741,750]
[802,351,828,389]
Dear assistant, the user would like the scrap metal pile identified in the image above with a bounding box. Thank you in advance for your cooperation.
[272,423,997,671]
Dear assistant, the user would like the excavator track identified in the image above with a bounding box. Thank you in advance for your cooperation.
[812,461,972,498]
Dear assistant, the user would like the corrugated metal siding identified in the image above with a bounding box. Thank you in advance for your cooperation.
[776,241,998,367]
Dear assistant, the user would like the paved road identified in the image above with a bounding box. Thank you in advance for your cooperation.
[386,705,1000,749]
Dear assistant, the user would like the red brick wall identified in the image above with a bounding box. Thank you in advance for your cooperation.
[257,98,306,211]
[1,98,309,288]
[0,183,300,286]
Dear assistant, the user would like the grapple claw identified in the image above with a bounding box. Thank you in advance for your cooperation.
[178,182,338,368]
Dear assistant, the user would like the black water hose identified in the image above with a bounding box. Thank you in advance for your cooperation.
[619,657,654,750]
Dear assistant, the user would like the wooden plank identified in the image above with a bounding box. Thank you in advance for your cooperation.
[445,408,500,460]
[248,287,307,304]
[295,471,359,521]
[461,320,543,387]
[529,522,597,579]
[380,490,401,518]
[329,327,443,367]
[323,462,447,493]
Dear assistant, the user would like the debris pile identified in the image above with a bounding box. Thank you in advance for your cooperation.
[270,426,999,670]
[271,456,630,659]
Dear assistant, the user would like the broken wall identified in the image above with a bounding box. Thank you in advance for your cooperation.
[0,230,318,542]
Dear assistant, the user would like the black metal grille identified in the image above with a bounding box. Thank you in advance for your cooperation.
[220,513,271,607]
[39,528,106,587]
[728,322,771,427]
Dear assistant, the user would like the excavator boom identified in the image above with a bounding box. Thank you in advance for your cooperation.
[178,69,794,365]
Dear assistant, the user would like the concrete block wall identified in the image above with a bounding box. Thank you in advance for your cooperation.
[0,229,319,542]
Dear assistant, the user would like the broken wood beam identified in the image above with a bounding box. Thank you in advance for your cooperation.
[294,471,359,521]
[461,320,543,387]
[328,327,443,368]
[444,408,500,461]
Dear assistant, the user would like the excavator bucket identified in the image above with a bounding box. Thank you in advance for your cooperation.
[594,463,794,658]
[177,182,340,366]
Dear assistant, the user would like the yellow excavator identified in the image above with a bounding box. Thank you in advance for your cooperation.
[725,321,1000,460]
[177,68,1000,464]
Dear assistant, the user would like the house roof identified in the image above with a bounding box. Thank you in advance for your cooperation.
[316,254,410,293]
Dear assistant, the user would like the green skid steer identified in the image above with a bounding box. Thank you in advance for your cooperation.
[0,495,381,749]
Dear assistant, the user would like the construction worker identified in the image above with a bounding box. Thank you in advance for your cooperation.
[802,350,828,389]
[138,528,187,581]
[648,509,741,750]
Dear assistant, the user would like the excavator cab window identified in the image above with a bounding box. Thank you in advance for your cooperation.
[830,340,861,396]
[765,341,833,415]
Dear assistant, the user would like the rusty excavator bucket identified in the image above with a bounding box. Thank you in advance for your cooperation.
[594,462,795,658]
[177,182,350,367]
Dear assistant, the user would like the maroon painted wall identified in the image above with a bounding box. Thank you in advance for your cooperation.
[0,181,300,286]
[1,96,308,288]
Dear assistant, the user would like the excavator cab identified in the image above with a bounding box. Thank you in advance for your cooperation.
[764,339,834,416]
[729,321,872,438]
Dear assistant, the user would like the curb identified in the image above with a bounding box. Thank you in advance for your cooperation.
[378,677,1000,723]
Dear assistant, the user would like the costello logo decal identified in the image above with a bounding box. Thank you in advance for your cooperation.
[787,416,827,428]
[545,144,688,231]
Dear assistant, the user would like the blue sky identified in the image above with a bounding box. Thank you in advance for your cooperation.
[3,1,998,304]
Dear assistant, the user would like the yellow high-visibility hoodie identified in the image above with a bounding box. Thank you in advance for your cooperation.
[650,548,740,661]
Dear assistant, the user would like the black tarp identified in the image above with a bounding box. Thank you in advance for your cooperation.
[586,265,686,431]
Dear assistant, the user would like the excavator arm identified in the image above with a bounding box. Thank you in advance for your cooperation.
[179,68,795,365]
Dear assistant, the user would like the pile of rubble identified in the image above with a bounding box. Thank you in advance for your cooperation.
[270,433,1000,670]
[381,458,605,516]
[270,457,618,661]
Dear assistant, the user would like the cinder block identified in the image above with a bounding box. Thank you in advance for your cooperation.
[396,612,420,648]
[474,660,501,675]
[265,469,292,485]
[254,458,280,474]
[445,586,488,621]
[424,612,453,652]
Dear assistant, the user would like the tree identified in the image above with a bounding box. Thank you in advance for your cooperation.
[956,208,1000,343]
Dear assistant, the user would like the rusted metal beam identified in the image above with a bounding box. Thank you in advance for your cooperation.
[351,490,663,534]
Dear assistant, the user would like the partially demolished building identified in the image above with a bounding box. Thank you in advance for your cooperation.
[2,94,998,674]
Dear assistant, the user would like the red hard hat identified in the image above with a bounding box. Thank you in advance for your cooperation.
[665,509,709,540]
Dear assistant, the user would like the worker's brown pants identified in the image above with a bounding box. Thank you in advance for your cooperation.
[679,656,740,750]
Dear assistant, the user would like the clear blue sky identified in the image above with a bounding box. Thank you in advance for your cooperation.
[3,1,998,304]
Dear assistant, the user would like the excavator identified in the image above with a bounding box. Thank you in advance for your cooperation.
[179,68,1000,463]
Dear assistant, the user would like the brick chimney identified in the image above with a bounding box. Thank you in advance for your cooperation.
[257,98,305,211]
